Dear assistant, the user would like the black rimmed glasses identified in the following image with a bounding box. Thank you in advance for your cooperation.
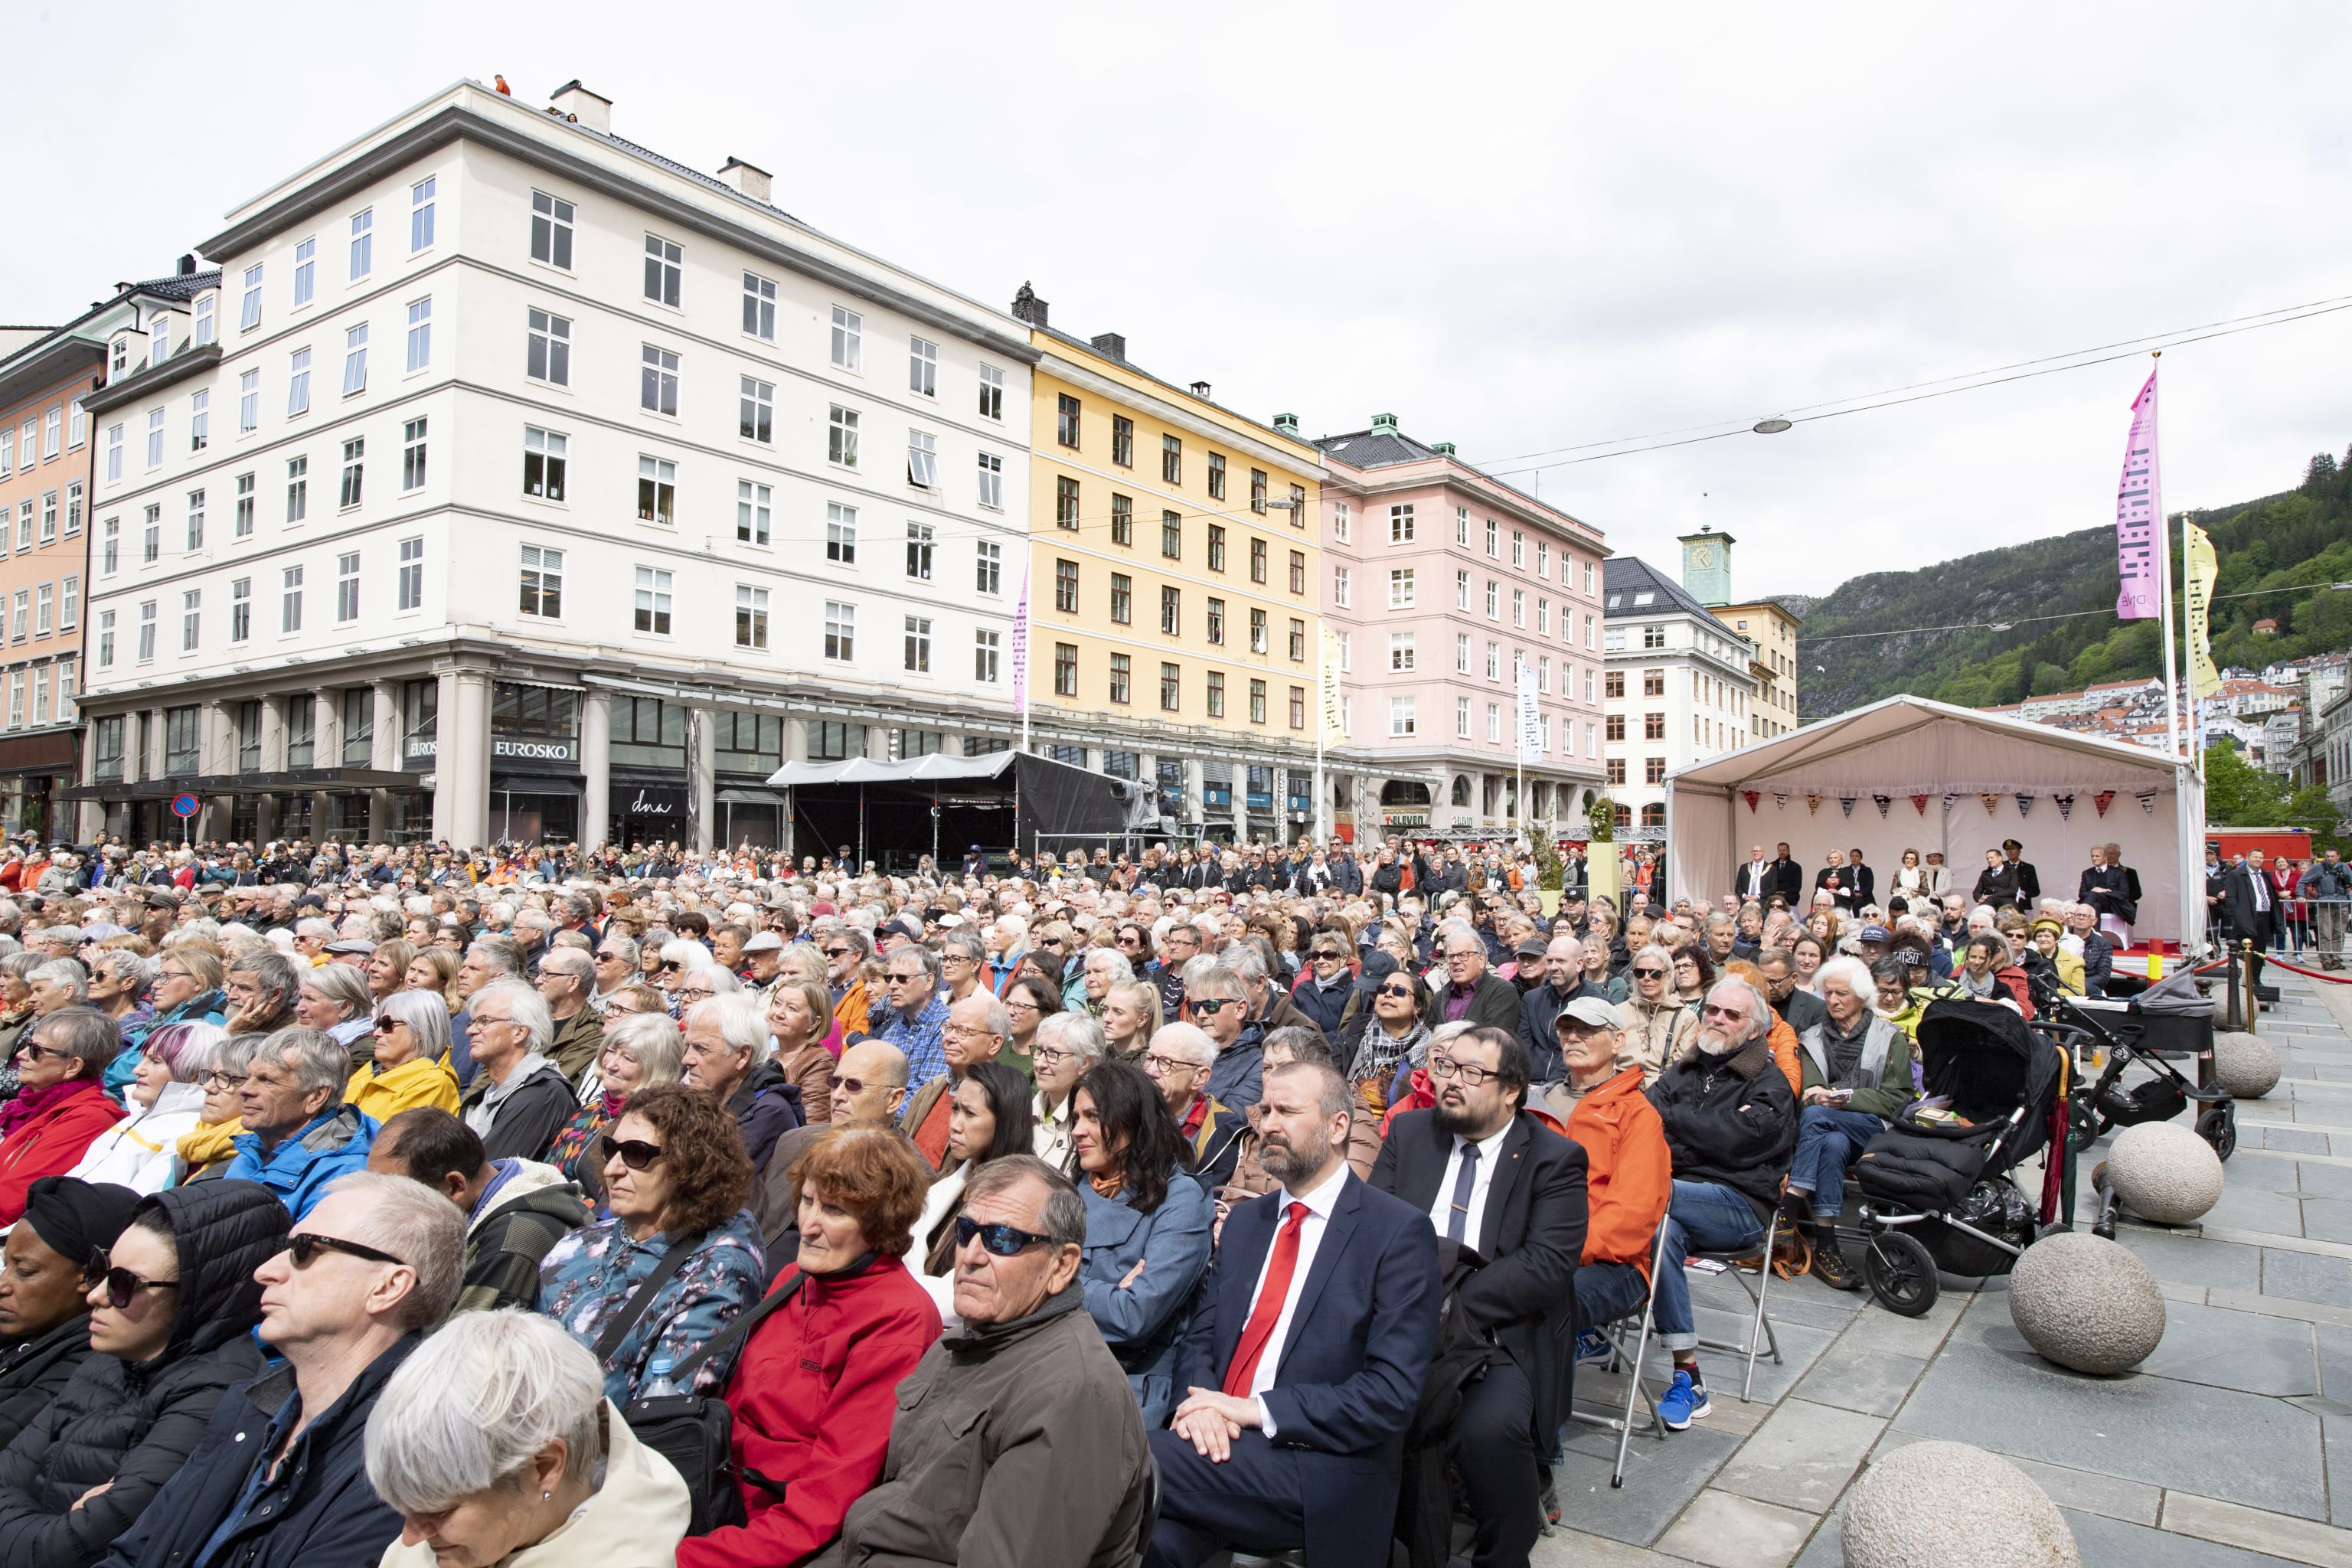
[1428,1054,1498,1088]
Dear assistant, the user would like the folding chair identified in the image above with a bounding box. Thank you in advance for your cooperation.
[1567,1221,1673,1488]
[1692,1224,1783,1402]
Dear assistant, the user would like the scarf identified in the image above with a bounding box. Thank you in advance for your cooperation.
[177,1115,245,1169]
[600,1088,630,1119]
[0,1077,90,1139]
[1356,1017,1428,1094]
[1957,968,1997,1000]
[1089,1168,1127,1200]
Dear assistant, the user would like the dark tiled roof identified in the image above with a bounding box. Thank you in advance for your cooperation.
[597,130,804,227]
[1315,427,1439,468]
[1602,556,1719,621]
[129,271,221,302]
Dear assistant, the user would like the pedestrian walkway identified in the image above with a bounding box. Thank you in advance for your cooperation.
[1537,967,2352,1568]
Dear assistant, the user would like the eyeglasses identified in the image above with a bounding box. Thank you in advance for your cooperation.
[1428,1054,1498,1087]
[1312,951,1345,962]
[94,1260,178,1311]
[1632,967,1668,980]
[954,1215,1055,1257]
[1142,1051,1197,1076]
[1004,999,1040,1014]
[596,949,628,962]
[835,1076,900,1098]
[16,1043,73,1063]
[285,1233,408,1270]
[822,947,853,959]
[599,1135,665,1170]
[657,960,684,973]
[884,971,923,985]
[1375,983,1415,999]
[1700,1003,1749,1021]
[1189,998,1236,1015]
[200,1069,249,1091]
[1028,1047,1073,1070]
[371,1016,405,1034]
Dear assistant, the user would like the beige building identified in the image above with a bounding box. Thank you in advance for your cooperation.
[1713,597,1801,739]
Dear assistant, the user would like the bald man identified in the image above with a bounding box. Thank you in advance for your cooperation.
[751,1040,913,1276]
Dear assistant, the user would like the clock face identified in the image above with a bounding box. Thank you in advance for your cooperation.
[1691,545,1714,569]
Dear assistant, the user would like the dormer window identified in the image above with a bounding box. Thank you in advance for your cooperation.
[148,320,170,370]
[193,294,216,348]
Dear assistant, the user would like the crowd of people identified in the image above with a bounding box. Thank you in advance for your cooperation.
[0,825,2167,1568]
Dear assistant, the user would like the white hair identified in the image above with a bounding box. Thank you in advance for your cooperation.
[27,960,86,1001]
[364,1308,606,1514]
[1815,955,1877,1005]
[687,993,771,1065]
[1150,1021,1217,1069]
[472,978,554,1056]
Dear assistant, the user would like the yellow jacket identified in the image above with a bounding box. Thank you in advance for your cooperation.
[345,1055,461,1122]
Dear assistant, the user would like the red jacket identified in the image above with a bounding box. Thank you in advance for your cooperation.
[675,1254,942,1568]
[0,1082,126,1225]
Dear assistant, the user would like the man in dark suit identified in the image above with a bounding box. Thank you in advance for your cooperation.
[2217,853,2281,991]
[1842,848,1876,912]
[1370,1025,1586,1568]
[1757,949,1827,1037]
[1423,920,1524,1034]
[1147,1061,1442,1568]
[2000,839,2042,908]
[1734,844,1776,904]
[1768,842,1804,908]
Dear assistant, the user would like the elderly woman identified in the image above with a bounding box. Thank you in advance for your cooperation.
[346,989,460,1122]
[674,1129,940,1568]
[2029,918,2085,996]
[1096,977,1160,1063]
[545,1011,684,1206]
[295,962,377,1062]
[0,1011,128,1227]
[1076,948,1132,1020]
[1337,966,1429,1113]
[1028,1011,1106,1168]
[762,978,837,1126]
[537,1082,766,1405]
[171,1033,256,1184]
[1788,956,1919,1289]
[1070,1059,1213,1427]
[1612,946,1698,1086]
[0,955,42,1067]
[1000,972,1063,1079]
[368,1308,690,1568]
[68,1022,224,1194]
[90,952,162,1100]
[906,1061,1035,1315]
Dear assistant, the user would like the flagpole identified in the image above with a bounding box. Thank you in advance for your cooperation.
[2152,355,2181,764]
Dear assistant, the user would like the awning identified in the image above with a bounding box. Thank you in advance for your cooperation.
[766,753,1021,786]
[715,788,788,805]
[58,765,416,802]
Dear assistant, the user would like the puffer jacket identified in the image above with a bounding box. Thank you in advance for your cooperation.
[0,1180,289,1568]
[1647,1031,1798,1223]
[0,1318,92,1454]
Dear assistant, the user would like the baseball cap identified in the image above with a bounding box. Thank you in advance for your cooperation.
[1859,924,1893,943]
[1556,997,1620,1031]
[1514,937,1549,961]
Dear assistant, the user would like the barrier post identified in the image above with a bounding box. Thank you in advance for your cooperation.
[2226,942,2244,1032]
[2243,938,2260,1035]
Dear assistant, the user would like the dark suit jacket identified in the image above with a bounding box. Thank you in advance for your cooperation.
[1844,862,1875,910]
[1421,972,1522,1034]
[1734,861,1775,902]
[1775,987,1828,1039]
[1173,1172,1440,1567]
[1767,858,1804,906]
[1369,1111,1588,1439]
[2009,858,2041,906]
[2218,863,2282,945]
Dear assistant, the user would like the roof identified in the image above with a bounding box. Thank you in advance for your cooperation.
[1315,426,1440,469]
[1034,322,1313,454]
[127,270,220,303]
[1602,556,1720,621]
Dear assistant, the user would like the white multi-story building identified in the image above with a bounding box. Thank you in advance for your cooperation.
[1602,544,1759,837]
[72,79,1034,851]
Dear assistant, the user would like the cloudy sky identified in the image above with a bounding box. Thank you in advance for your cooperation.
[15,5,2350,611]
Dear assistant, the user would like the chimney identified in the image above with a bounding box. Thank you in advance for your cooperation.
[1089,332,1125,362]
[549,80,611,132]
[1370,412,1400,436]
[1271,413,1300,436]
[1011,282,1048,328]
[176,253,197,277]
[716,157,772,203]
[1190,381,1212,400]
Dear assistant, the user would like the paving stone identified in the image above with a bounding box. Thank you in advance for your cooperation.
[1792,1348,1927,1417]
[1530,1524,1684,1566]
[1652,1489,1815,1568]
[2269,1129,2334,1155]
[2208,1184,2313,1236]
[2211,1288,2352,1331]
[2288,1163,2352,1202]
[1788,1514,1841,1568]
[1549,1419,1741,1547]
[2265,1249,2352,1309]
[2138,1301,2318,1397]
[2065,1508,2307,1566]
[1832,1285,1972,1359]
[2301,1200,2352,1246]
[1685,1307,1835,1406]
[2162,1491,2352,1567]
[1713,1397,1884,1513]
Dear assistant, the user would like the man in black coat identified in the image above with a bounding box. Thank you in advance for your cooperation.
[1767,842,1804,908]
[2216,854,2282,991]
[1519,935,1610,1083]
[1371,1026,1586,1568]
[1841,849,1876,913]
[2000,839,2041,909]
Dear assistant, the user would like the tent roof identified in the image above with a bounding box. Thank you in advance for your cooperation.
[766,752,1018,787]
[1669,693,2184,794]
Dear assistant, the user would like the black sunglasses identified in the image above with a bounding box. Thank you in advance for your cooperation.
[286,1233,408,1270]
[1375,982,1414,999]
[1189,998,1236,1015]
[954,1215,1056,1257]
[95,1260,178,1311]
[601,1135,665,1170]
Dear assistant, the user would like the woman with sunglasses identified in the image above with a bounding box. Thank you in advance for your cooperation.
[344,991,460,1124]
[67,1022,223,1196]
[1616,946,1700,1085]
[544,1012,685,1210]
[538,1082,766,1405]
[908,1060,1036,1315]
[1069,1059,1212,1428]
[0,1178,142,1452]
[1336,963,1430,1115]
[1001,973,1063,1078]
[0,1179,287,1568]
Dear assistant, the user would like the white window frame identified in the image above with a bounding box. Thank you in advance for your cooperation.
[410,176,436,251]
[531,191,575,269]
[742,272,777,340]
[736,479,772,545]
[830,306,862,371]
[643,234,683,307]
[349,208,374,279]
[240,265,263,331]
[735,583,769,649]
[906,429,937,488]
[526,309,571,386]
[909,336,937,397]
[405,296,432,372]
[824,600,855,662]
[633,565,675,635]
[825,502,858,564]
[342,322,368,396]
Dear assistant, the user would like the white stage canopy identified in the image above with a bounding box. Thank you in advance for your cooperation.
[1664,695,2203,944]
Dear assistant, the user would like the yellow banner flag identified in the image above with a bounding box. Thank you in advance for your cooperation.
[2184,521,2220,693]
[1318,625,1347,744]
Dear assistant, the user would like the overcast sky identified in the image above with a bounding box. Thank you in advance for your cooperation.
[16,5,2350,616]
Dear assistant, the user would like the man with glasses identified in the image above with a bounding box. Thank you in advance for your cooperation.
[223,1027,378,1221]
[445,938,524,1086]
[1423,921,1521,1036]
[738,929,787,998]
[900,991,1009,1169]
[98,1172,463,1568]
[1186,968,1265,1116]
[1517,936,1608,1082]
[531,947,605,1082]
[746,1040,914,1267]
[1370,1024,1584,1568]
[1755,948,1826,1036]
[1151,922,1201,1019]
[1144,1022,1246,1191]
[455,980,574,1165]
[874,945,951,1089]
[823,928,876,1039]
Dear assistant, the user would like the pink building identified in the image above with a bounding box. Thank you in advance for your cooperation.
[1312,413,1608,841]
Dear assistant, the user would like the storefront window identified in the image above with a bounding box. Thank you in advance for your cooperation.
[611,695,685,768]
[716,712,783,773]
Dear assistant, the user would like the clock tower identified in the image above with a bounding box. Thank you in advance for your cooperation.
[1679,527,1734,607]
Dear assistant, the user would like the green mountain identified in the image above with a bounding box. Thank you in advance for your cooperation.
[1788,444,2352,717]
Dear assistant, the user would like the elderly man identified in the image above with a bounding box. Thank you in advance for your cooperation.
[367,1106,586,1314]
[817,1156,1148,1568]
[2060,903,2116,995]
[747,1040,913,1265]
[224,950,302,1038]
[532,946,605,1083]
[1144,1022,1246,1191]
[1227,945,1325,1047]
[446,938,524,1085]
[682,992,803,1171]
[588,934,640,1014]
[1149,920,1200,1018]
[1786,956,1917,1289]
[1185,965,1265,1116]
[96,1172,463,1568]
[740,929,786,997]
[1645,979,1798,1429]
[1542,998,1673,1372]
[1423,921,1521,1034]
[899,991,1008,1168]
[872,944,951,1089]
[1030,1011,1106,1168]
[455,979,575,1163]
[509,906,555,978]
[224,1027,378,1220]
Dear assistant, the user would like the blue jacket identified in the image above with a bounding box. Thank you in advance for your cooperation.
[1202,1026,1265,1116]
[1080,1169,1213,1429]
[1289,971,1354,1040]
[223,1105,377,1220]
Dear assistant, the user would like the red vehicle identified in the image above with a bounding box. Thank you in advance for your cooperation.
[2206,826,2311,864]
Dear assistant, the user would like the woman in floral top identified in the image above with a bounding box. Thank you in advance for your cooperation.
[537,1081,766,1403]
[543,1011,684,1214]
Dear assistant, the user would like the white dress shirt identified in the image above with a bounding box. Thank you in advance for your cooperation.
[1428,1122,1513,1255]
[1242,1158,1351,1434]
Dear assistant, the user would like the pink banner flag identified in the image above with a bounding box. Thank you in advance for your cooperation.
[2114,368,2162,619]
[1010,569,1031,715]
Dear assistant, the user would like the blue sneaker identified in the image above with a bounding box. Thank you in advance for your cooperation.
[1574,1329,1614,1368]
[1658,1368,1711,1431]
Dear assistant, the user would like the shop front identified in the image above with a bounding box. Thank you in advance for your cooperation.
[0,727,78,841]
[612,775,689,849]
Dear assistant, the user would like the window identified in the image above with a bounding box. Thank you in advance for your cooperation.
[1207,524,1227,573]
[976,540,1001,595]
[822,601,856,661]
[339,438,364,508]
[1055,475,1079,529]
[401,417,427,490]
[404,296,432,371]
[1388,630,1424,673]
[1513,589,1525,627]
[1331,501,1351,542]
[1162,433,1181,484]
[1538,655,1550,693]
[338,322,368,396]
[1248,678,1266,724]
[906,335,937,397]
[109,338,126,380]
[632,566,673,634]
[64,482,80,537]
[975,629,1001,682]
[1289,617,1305,660]
[976,451,1002,508]
[1388,568,1415,608]
[1390,503,1415,543]
[723,270,773,341]
[142,505,159,564]
[104,425,122,482]
[1056,394,1080,448]
[97,611,115,668]
[1104,652,1131,704]
[1332,565,1351,607]
[737,480,771,545]
[1455,507,1470,545]
[1537,542,1550,576]
[1485,518,1499,557]
[1643,669,1665,697]
[736,584,769,648]
[97,514,116,574]
[1644,710,1667,741]
[643,234,682,305]
[185,488,204,549]
[1289,550,1305,593]
[1161,510,1181,559]
[348,207,373,279]
[1486,641,1501,679]
[978,364,1004,420]
[1207,452,1226,501]
[517,547,560,618]
[1485,580,1499,618]
[1249,608,1268,654]
[1251,469,1269,513]
[1512,530,1525,567]
[335,552,361,621]
[1456,632,1472,673]
[906,430,936,488]
[639,345,678,414]
[1109,573,1132,625]
[906,521,935,581]
[825,502,858,564]
[194,291,218,347]
[1054,558,1078,613]
[1488,704,1501,742]
[636,456,675,524]
[522,427,567,500]
[1207,597,1225,645]
[1645,757,1668,786]
[807,720,865,761]
[287,346,311,415]
[237,368,259,433]
[397,537,423,611]
[531,191,575,267]
[1207,670,1226,717]
[1642,623,1666,650]
[145,409,164,468]
[828,405,859,467]
[60,575,76,632]
[240,265,263,331]
[38,491,54,544]
[526,309,571,384]
[1390,696,1416,737]
[0,426,10,475]
[1606,669,1625,699]
[1537,598,1550,635]
[410,176,436,250]
[136,600,156,662]
[33,584,50,637]
[181,589,200,650]
[739,377,773,443]
[830,306,862,370]
[280,565,305,632]
[1289,686,1305,729]
[1606,714,1625,742]
[1160,662,1181,710]
[1250,537,1267,583]
[67,403,83,451]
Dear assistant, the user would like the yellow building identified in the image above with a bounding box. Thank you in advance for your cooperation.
[1715,599,1802,739]
[1011,285,1326,844]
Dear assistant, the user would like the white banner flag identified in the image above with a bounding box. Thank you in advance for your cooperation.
[1515,659,1542,763]
[1009,568,1031,716]
[1318,625,1346,743]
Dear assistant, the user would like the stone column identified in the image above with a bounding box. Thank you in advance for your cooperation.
[691,705,716,856]
[443,670,492,850]
[143,707,164,781]
[368,681,398,840]
[197,700,233,841]
[311,692,338,838]
[430,672,460,843]
[580,691,612,849]
[255,695,285,841]
[75,720,100,842]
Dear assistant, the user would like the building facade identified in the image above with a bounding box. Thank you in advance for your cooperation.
[1317,416,1609,841]
[1013,289,1327,845]
[1602,550,1760,835]
[71,78,1034,852]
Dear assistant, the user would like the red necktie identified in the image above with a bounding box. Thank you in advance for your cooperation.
[1223,1201,1309,1397]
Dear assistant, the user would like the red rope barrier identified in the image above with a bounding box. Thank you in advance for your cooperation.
[2253,954,2352,986]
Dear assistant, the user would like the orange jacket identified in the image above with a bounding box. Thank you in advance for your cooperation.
[833,978,872,1039]
[1766,1014,1802,1099]
[1557,1066,1672,1279]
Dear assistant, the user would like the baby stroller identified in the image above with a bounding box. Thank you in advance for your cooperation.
[1847,998,2066,1317]
[2043,972,2234,1162]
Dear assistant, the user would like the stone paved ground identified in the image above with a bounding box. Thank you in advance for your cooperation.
[1532,967,2352,1568]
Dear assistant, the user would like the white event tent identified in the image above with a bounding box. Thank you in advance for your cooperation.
[1664,695,2204,946]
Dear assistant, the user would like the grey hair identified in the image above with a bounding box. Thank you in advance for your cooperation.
[316,1171,463,1331]
[657,938,714,972]
[93,949,160,992]
[294,917,338,942]
[885,942,943,988]
[28,960,87,1002]
[365,1309,608,1514]
[691,965,743,995]
[471,979,553,1057]
[299,962,373,1021]
[1186,963,1246,1004]
[32,1007,119,1075]
[0,952,38,982]
[594,933,639,969]
[963,991,1012,1045]
[1218,944,1266,983]
[1083,948,1134,983]
[1034,1010,1106,1063]
[1435,920,1481,953]
[261,1027,357,1099]
[212,1030,262,1076]
[961,1155,1086,1250]
[1149,1021,1217,1069]
[463,942,522,978]
[1706,978,1775,1039]
[230,950,305,1011]
[602,1011,685,1085]
[375,989,451,1065]
[940,929,987,965]
[1814,956,1877,1007]
[687,994,771,1064]
[538,946,593,984]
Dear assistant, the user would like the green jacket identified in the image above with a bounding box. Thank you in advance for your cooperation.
[1795,1014,1917,1120]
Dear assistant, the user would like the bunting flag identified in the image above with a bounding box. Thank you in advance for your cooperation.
[1741,789,1761,812]
[1774,792,1789,810]
[2184,520,2222,693]
[1839,795,1858,818]
[2137,789,2158,815]
[2015,792,2035,818]
[2054,792,2076,820]
[2094,790,2116,817]
[1942,792,1958,815]
[1873,794,1892,818]
[1980,793,2001,816]
[1805,792,1824,815]
[1911,794,1931,816]
[2114,367,2162,619]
